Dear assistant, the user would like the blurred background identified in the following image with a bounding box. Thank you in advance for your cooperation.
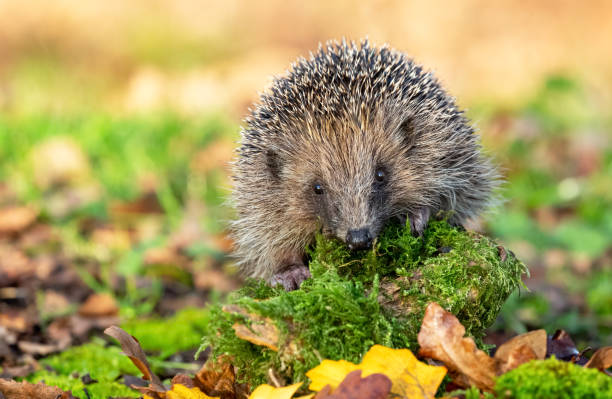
[0,0,611,381]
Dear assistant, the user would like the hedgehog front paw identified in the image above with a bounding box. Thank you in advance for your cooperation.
[409,207,431,236]
[269,264,311,291]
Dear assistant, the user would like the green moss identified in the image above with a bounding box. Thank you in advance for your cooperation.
[34,342,138,381]
[452,386,496,399]
[495,357,612,399]
[121,307,212,358]
[201,220,527,386]
[25,342,140,398]
[27,371,139,398]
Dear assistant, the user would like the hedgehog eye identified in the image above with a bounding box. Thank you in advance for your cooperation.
[313,183,324,195]
[375,169,385,182]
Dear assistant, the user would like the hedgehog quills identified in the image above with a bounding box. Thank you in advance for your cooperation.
[200,220,527,386]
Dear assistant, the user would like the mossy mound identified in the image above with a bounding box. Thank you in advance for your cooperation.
[201,220,527,386]
[495,357,612,398]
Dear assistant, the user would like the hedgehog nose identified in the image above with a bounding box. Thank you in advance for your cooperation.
[346,228,373,250]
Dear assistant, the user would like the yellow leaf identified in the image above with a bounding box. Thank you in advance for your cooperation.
[248,382,303,399]
[305,359,360,391]
[307,345,446,399]
[166,384,220,399]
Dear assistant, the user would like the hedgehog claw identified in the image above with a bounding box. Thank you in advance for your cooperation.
[410,207,431,236]
[270,264,311,291]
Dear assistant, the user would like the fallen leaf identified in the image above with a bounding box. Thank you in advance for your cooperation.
[0,206,37,235]
[248,382,303,399]
[314,370,390,399]
[104,325,166,393]
[163,384,219,399]
[417,302,496,391]
[585,347,612,374]
[79,293,119,317]
[546,330,585,363]
[307,345,446,398]
[494,329,546,373]
[307,360,359,391]
[0,313,28,332]
[17,341,60,356]
[223,305,280,351]
[194,360,247,399]
[70,314,120,341]
[110,191,163,216]
[0,246,32,285]
[0,363,37,379]
[496,344,538,375]
[0,379,76,399]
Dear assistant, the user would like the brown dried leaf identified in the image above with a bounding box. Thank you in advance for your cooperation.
[314,370,391,399]
[547,330,585,363]
[497,344,538,375]
[223,305,280,352]
[0,206,37,235]
[172,374,196,388]
[494,329,546,373]
[417,302,496,391]
[110,191,163,216]
[79,293,119,317]
[70,314,120,340]
[194,360,247,399]
[0,379,76,399]
[17,341,60,356]
[0,313,29,332]
[104,325,166,393]
[585,347,612,373]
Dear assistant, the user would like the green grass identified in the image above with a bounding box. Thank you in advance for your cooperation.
[0,112,236,222]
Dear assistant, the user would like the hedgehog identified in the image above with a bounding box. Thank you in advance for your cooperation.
[231,39,499,290]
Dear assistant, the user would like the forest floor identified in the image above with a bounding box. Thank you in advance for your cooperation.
[0,75,611,397]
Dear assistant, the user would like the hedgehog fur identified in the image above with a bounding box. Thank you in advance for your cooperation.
[231,39,500,290]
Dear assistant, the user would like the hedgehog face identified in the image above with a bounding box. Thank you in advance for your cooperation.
[280,117,421,250]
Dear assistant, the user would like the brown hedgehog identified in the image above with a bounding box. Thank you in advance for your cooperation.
[231,40,499,290]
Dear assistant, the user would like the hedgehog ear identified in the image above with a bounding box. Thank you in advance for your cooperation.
[265,149,283,180]
[399,118,417,152]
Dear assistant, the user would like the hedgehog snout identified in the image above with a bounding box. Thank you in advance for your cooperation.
[345,228,373,250]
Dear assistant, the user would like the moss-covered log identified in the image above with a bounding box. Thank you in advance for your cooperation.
[200,220,527,386]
